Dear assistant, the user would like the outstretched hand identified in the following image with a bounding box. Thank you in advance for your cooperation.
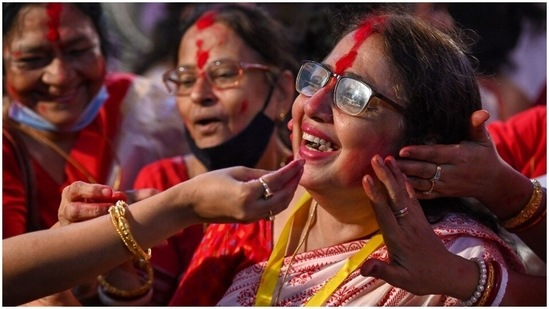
[360,155,476,298]
[183,159,304,223]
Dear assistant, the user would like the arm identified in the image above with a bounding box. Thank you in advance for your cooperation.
[397,110,546,260]
[360,155,545,306]
[3,160,304,306]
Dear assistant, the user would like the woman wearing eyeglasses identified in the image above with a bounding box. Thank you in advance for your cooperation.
[85,4,298,306]
[175,10,527,306]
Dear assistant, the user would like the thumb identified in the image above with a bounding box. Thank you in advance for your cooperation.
[360,258,391,279]
[469,110,491,143]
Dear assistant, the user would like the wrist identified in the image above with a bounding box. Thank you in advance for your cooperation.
[480,168,532,219]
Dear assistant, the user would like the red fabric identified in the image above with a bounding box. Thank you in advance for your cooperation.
[133,156,204,305]
[168,220,273,306]
[2,73,132,238]
[488,105,547,179]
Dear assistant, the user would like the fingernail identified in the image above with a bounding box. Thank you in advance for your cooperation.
[101,188,112,197]
[374,155,384,166]
[365,175,375,186]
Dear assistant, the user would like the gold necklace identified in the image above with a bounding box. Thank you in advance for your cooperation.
[9,121,122,190]
[273,200,318,305]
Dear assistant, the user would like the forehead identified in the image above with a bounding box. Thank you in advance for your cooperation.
[5,4,97,49]
[178,21,260,64]
[326,31,396,94]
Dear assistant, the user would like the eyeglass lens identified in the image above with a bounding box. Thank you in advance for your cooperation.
[166,61,243,95]
[297,61,375,116]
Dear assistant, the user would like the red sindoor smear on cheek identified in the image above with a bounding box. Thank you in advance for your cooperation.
[334,16,386,75]
[46,3,63,42]
[240,99,249,114]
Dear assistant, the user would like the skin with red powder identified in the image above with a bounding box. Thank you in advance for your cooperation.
[46,3,62,42]
[335,17,386,74]
[194,11,217,69]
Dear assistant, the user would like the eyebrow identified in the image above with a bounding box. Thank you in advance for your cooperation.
[13,35,97,54]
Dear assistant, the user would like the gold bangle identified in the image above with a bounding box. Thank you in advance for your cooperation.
[97,258,154,298]
[501,179,543,229]
[108,200,151,261]
[476,259,495,306]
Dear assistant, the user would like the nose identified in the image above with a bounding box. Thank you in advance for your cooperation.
[302,78,335,122]
[41,57,73,94]
[189,74,215,106]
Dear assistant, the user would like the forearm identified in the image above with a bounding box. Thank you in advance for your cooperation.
[3,183,195,305]
[498,270,546,305]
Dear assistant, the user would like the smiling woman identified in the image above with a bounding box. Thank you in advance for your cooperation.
[167,9,525,306]
[2,3,186,239]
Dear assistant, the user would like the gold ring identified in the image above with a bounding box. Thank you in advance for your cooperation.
[259,177,274,200]
[430,165,442,182]
[393,206,409,218]
[423,180,436,195]
[267,210,275,221]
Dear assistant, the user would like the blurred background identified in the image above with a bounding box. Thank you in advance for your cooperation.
[101,3,546,123]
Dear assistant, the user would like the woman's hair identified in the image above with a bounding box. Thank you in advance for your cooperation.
[349,11,497,229]
[175,4,298,74]
[3,3,113,58]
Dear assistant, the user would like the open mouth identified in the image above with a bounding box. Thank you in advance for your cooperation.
[196,117,221,126]
[302,132,339,152]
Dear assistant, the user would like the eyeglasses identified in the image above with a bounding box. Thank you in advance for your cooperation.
[163,60,274,96]
[295,60,404,116]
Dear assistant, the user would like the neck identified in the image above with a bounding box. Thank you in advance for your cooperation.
[305,195,379,251]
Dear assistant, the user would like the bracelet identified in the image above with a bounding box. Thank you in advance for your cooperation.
[108,200,151,261]
[501,179,543,230]
[98,280,153,305]
[462,258,487,306]
[476,260,500,306]
[511,207,546,233]
[97,258,154,299]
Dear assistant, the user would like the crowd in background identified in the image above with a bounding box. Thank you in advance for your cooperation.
[3,2,546,306]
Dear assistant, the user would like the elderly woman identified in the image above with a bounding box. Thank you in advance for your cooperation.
[2,3,186,238]
[177,10,527,306]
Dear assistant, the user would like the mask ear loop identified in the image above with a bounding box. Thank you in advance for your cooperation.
[260,71,279,112]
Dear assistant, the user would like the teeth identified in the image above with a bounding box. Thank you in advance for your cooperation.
[302,132,335,152]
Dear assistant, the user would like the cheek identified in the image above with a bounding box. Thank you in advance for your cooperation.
[341,133,398,183]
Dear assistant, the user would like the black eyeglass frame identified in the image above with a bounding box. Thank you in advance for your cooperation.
[296,60,405,115]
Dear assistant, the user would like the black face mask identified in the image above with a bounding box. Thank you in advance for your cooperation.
[185,86,276,171]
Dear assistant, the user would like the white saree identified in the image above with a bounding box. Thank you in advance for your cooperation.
[218,213,525,306]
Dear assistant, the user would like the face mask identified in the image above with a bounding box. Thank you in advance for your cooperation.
[185,86,276,171]
[8,85,109,133]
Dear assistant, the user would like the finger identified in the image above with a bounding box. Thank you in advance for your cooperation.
[63,181,114,202]
[398,144,459,165]
[254,161,304,218]
[360,258,396,281]
[255,159,305,189]
[469,110,491,142]
[396,159,438,180]
[62,202,112,223]
[371,155,407,210]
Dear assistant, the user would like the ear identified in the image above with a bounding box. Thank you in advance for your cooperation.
[271,69,296,120]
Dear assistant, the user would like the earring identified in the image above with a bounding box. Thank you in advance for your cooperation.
[278,112,286,122]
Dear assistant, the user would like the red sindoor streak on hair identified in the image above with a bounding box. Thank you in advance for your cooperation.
[46,3,63,42]
[334,16,387,75]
